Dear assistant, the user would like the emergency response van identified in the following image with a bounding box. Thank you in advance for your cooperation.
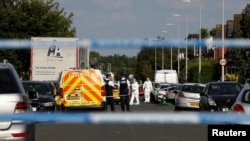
[56,69,106,111]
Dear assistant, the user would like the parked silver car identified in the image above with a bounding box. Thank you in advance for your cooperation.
[230,83,250,114]
[229,83,250,124]
[175,83,205,111]
[153,83,173,103]
[157,85,179,103]
[0,60,35,141]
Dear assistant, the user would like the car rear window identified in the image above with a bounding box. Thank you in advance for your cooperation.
[0,69,20,93]
[22,82,53,95]
[209,83,242,95]
[181,85,204,93]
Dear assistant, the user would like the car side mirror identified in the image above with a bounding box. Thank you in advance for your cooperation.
[28,90,38,100]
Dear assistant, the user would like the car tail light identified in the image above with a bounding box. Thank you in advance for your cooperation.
[101,86,106,96]
[233,104,245,113]
[15,102,28,113]
[12,133,30,138]
[59,88,64,98]
[178,92,185,98]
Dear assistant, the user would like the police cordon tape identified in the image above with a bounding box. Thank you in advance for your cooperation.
[1,112,250,124]
[1,39,250,48]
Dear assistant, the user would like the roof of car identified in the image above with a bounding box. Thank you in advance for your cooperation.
[181,82,205,86]
[209,81,239,83]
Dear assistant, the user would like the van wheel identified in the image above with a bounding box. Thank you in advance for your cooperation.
[60,105,68,112]
[101,102,107,111]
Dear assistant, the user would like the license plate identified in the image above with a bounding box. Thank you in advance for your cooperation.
[67,95,81,100]
[32,107,37,112]
[222,108,229,112]
[189,102,199,108]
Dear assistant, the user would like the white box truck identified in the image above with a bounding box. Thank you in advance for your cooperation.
[30,37,89,81]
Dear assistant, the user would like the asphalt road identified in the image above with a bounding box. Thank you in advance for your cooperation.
[34,100,208,141]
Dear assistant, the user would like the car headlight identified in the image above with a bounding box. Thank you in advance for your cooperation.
[208,98,216,106]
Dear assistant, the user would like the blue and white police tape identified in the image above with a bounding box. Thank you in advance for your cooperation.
[0,112,250,124]
[0,39,250,48]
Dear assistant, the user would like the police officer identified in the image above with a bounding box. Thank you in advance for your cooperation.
[105,73,115,112]
[118,73,131,112]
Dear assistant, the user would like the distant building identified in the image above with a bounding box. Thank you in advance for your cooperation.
[233,14,242,34]
[226,20,234,38]
[212,8,244,60]
[215,12,242,39]
[214,47,228,59]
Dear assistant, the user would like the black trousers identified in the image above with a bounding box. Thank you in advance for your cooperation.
[120,95,130,111]
[106,97,115,111]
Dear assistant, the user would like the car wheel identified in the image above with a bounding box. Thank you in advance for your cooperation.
[174,106,181,111]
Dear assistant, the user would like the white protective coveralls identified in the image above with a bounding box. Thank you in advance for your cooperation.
[143,78,153,103]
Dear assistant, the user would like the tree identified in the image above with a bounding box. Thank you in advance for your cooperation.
[136,47,155,81]
[209,28,216,37]
[187,28,209,39]
[241,4,250,38]
[0,0,76,78]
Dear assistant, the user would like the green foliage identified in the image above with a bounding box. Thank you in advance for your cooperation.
[90,52,137,81]
[0,0,76,78]
[187,59,220,83]
[241,4,250,38]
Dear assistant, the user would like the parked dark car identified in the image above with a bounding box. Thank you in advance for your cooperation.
[22,80,57,112]
[199,81,242,112]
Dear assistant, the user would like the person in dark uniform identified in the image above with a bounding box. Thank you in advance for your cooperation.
[118,73,131,112]
[105,73,115,112]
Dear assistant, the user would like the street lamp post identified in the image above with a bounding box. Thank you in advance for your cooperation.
[162,30,173,70]
[161,30,167,70]
[185,16,188,82]
[173,14,188,80]
[183,0,201,82]
[170,32,173,70]
[222,0,225,81]
[160,36,164,70]
[166,22,180,74]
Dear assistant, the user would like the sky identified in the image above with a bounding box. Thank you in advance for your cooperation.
[55,0,249,57]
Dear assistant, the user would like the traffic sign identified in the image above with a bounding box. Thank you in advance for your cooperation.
[219,58,227,66]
